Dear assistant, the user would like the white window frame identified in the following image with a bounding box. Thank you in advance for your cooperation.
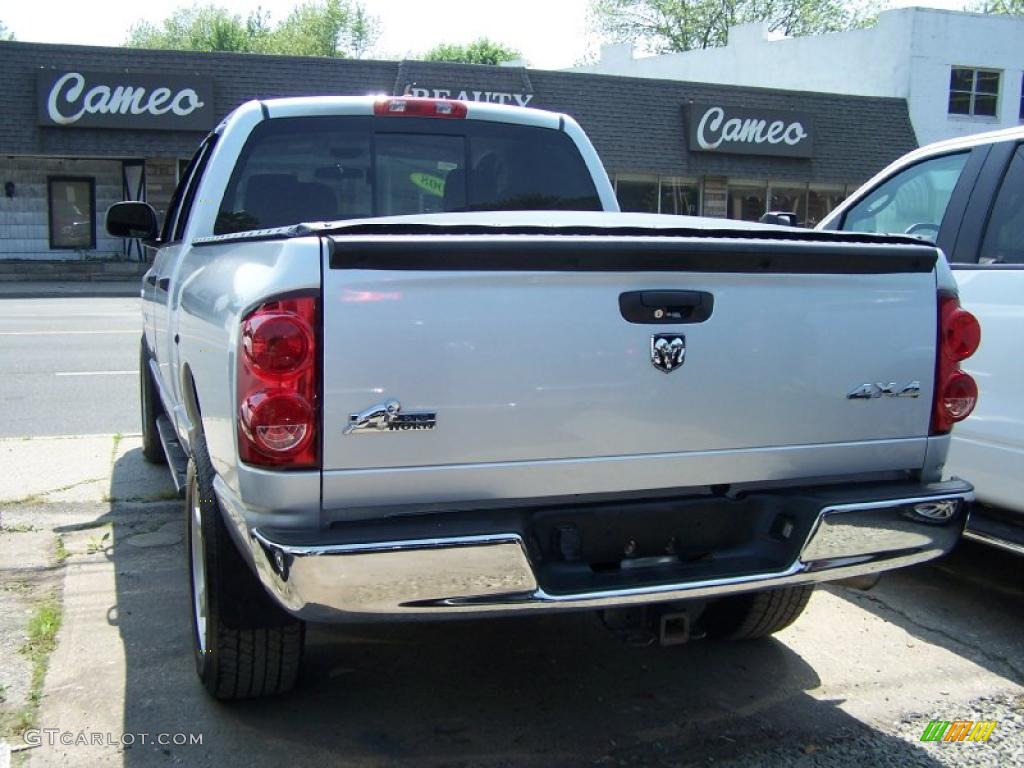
[948,66,1001,119]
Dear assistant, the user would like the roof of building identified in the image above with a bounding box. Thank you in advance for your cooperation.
[0,41,918,185]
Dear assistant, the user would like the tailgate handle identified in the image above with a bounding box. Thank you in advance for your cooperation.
[619,290,714,324]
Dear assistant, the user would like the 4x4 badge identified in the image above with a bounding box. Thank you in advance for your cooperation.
[651,334,686,373]
[344,399,436,434]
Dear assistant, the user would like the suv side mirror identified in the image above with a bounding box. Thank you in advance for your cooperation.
[759,211,800,227]
[106,201,159,241]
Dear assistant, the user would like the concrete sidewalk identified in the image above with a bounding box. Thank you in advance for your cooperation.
[0,434,176,505]
[0,282,141,299]
[0,434,179,759]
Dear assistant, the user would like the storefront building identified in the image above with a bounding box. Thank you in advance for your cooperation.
[0,41,917,261]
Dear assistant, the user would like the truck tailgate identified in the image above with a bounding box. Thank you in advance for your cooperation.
[320,230,939,510]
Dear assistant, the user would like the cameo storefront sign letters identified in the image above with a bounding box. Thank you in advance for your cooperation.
[687,103,814,158]
[37,70,215,131]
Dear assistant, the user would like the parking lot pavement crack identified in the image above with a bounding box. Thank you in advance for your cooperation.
[844,589,1024,683]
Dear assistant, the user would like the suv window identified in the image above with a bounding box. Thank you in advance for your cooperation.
[214,116,601,235]
[979,144,1024,265]
[841,151,969,240]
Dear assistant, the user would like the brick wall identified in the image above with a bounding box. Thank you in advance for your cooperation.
[0,157,124,260]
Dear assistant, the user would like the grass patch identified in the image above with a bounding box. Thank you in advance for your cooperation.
[110,432,124,462]
[21,599,61,678]
[54,536,69,565]
[1,595,63,739]
[86,532,111,555]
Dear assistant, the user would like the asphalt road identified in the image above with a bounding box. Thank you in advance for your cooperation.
[0,297,140,437]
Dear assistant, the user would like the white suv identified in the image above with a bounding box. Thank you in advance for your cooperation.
[820,125,1024,556]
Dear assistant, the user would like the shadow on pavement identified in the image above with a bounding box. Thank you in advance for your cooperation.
[828,538,1024,687]
[102,452,954,767]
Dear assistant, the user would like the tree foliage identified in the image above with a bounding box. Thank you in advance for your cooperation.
[0,20,14,41]
[268,0,377,57]
[969,0,1024,13]
[421,38,522,65]
[124,1,379,57]
[589,0,882,53]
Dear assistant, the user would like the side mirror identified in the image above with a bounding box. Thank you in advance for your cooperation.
[759,211,800,227]
[106,201,159,241]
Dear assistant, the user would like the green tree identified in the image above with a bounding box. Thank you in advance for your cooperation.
[0,20,14,41]
[266,0,378,57]
[125,5,263,52]
[969,0,1024,13]
[124,1,378,57]
[421,38,522,65]
[589,0,881,53]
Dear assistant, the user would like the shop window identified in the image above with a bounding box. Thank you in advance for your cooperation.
[840,151,969,238]
[769,185,808,226]
[949,67,999,118]
[47,177,95,250]
[660,180,700,216]
[616,178,659,213]
[806,187,847,228]
[726,183,767,222]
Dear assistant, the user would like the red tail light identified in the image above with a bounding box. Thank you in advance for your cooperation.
[931,293,981,434]
[238,295,318,468]
[373,97,468,119]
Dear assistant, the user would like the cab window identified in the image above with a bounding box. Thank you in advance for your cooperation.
[841,152,969,240]
[214,116,601,235]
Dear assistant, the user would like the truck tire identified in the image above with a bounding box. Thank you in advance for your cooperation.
[701,586,813,640]
[139,338,166,464]
[186,435,304,699]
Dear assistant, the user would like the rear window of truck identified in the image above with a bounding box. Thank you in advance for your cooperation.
[214,115,602,235]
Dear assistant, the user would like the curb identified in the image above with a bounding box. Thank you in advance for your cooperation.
[0,283,141,299]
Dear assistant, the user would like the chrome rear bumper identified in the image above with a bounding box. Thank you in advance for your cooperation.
[243,481,972,622]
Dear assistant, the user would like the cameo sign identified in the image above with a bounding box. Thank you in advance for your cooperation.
[37,70,215,131]
[687,104,813,158]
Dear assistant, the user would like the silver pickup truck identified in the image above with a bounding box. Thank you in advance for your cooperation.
[107,96,978,700]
